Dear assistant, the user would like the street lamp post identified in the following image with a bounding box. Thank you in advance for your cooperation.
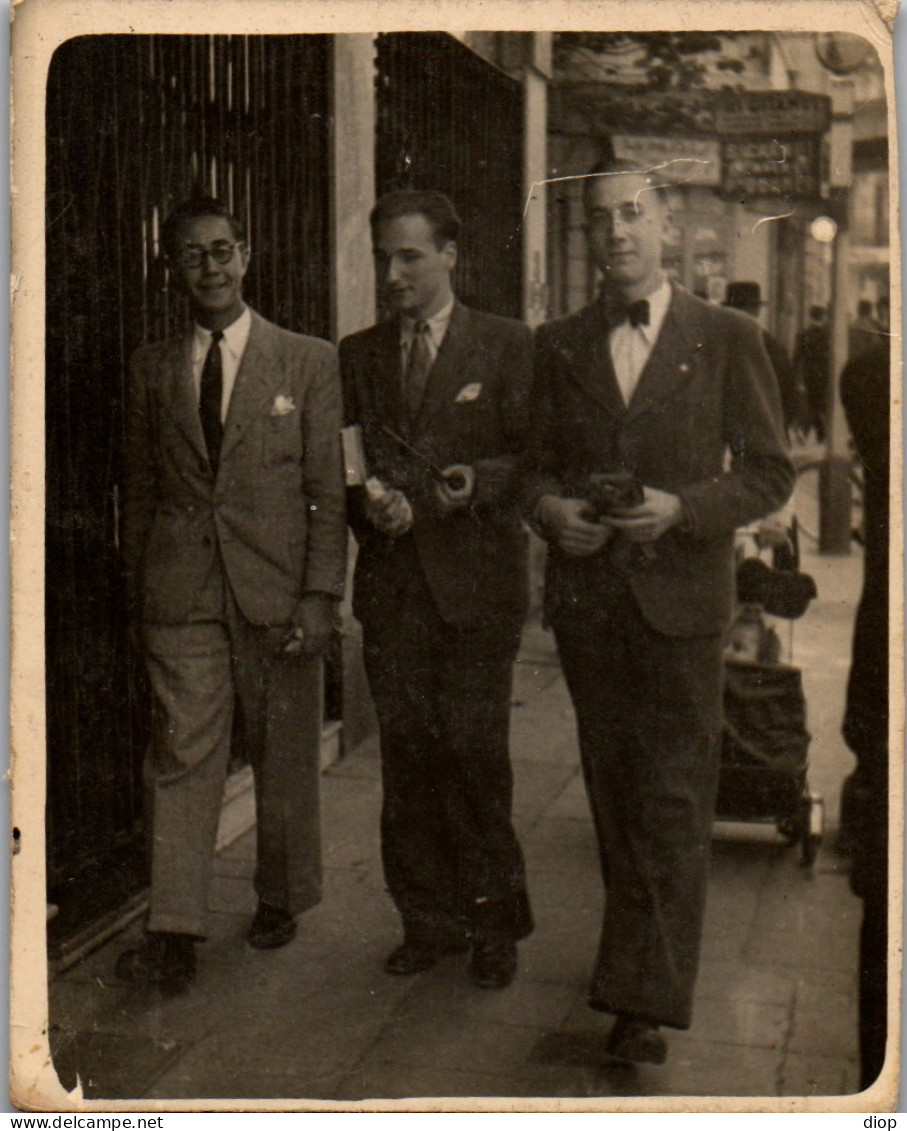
[816,210,854,553]
[817,76,856,555]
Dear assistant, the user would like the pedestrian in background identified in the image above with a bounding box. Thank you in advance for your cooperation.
[793,305,831,442]
[849,298,884,360]
[723,281,803,438]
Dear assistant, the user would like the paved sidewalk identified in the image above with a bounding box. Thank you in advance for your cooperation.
[48,525,871,1106]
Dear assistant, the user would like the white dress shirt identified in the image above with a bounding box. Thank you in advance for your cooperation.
[400,295,455,369]
[191,305,252,423]
[609,278,673,406]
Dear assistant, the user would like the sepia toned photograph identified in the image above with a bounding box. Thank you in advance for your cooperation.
[10,0,901,1112]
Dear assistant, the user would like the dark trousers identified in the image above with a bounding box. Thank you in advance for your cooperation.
[554,590,723,1030]
[804,371,827,442]
[361,560,531,946]
[859,885,888,1090]
[143,565,323,937]
[848,744,889,1090]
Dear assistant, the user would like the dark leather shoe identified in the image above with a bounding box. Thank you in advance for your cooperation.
[247,902,297,950]
[384,940,439,975]
[606,1015,667,1065]
[470,939,518,990]
[115,932,196,996]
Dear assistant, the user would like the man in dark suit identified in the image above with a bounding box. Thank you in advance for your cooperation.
[118,197,347,993]
[723,281,802,436]
[840,339,890,1089]
[793,304,830,441]
[524,161,794,1063]
[848,299,884,360]
[340,190,533,989]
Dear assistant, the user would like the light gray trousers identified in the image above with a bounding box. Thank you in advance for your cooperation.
[142,567,323,937]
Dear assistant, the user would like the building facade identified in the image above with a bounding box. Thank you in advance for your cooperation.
[546,31,889,375]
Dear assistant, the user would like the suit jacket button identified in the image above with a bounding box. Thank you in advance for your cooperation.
[202,535,213,548]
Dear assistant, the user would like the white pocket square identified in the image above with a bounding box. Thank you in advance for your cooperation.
[270,394,296,416]
[455,382,482,404]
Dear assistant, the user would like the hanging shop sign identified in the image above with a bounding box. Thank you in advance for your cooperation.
[557,85,832,204]
[716,90,831,135]
[721,134,823,200]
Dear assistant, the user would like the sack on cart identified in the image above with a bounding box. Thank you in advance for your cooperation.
[718,658,811,822]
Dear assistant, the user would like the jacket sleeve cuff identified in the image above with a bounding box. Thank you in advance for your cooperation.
[292,593,343,629]
[530,494,563,540]
[675,491,699,538]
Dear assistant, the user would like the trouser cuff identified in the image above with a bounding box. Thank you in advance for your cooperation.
[470,888,534,942]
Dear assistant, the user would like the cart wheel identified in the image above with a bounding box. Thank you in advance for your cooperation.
[777,815,800,845]
[800,794,825,867]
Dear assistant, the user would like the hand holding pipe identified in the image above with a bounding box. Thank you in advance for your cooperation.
[381,425,467,491]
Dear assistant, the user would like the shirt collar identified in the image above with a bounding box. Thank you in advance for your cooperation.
[637,278,672,344]
[192,304,252,361]
[401,296,456,340]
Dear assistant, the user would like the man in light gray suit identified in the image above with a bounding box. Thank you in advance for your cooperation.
[118,197,347,993]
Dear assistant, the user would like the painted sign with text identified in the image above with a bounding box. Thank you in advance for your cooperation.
[716,90,831,135]
[721,134,823,201]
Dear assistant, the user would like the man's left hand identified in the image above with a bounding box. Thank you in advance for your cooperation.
[606,486,684,543]
[435,464,476,513]
[285,597,337,657]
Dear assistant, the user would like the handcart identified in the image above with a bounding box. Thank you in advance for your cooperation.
[715,524,824,866]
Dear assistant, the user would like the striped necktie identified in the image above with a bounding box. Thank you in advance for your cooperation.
[404,320,432,420]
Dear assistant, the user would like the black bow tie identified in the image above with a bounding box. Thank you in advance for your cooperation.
[606,298,650,328]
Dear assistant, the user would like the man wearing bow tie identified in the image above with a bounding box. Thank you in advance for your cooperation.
[524,160,794,1063]
[340,190,533,989]
[118,197,346,993]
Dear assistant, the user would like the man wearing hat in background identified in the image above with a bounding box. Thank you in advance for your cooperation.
[723,282,802,439]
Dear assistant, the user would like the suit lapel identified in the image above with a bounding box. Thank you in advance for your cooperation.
[220,311,285,462]
[366,318,408,433]
[161,334,208,462]
[624,286,701,424]
[415,302,480,430]
[559,301,626,418]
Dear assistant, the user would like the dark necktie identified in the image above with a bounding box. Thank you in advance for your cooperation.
[404,321,432,420]
[606,298,650,329]
[199,330,224,472]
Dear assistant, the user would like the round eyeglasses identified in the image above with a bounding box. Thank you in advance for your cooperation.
[178,241,242,268]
